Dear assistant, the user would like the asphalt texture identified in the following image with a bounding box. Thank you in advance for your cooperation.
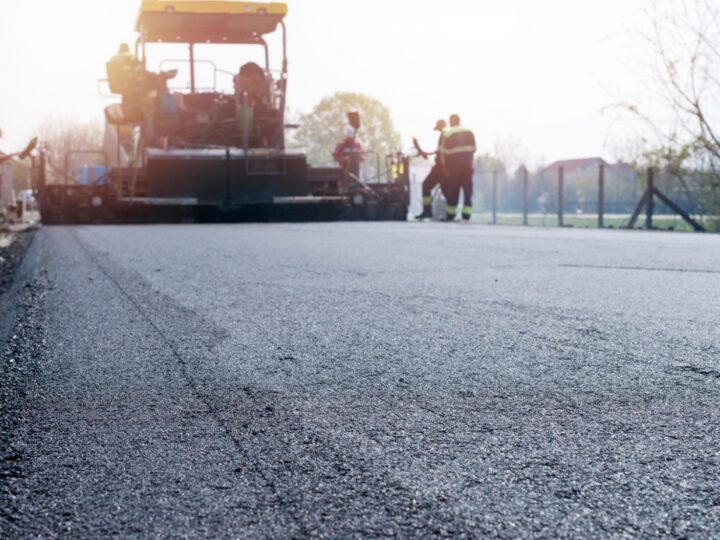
[2,223,720,538]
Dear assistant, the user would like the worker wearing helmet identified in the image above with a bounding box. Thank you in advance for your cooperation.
[106,43,178,127]
[106,43,152,124]
[413,119,447,220]
[106,43,144,95]
[440,114,476,222]
[334,127,366,179]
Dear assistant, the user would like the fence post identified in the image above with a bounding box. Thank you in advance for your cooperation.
[645,167,654,230]
[522,167,529,226]
[492,170,498,225]
[558,166,564,227]
[598,163,605,228]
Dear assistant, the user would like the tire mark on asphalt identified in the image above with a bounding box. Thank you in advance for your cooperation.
[71,230,310,536]
[676,365,720,380]
[560,264,720,275]
[75,231,465,534]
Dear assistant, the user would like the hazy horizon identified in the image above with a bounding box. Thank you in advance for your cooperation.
[0,0,651,164]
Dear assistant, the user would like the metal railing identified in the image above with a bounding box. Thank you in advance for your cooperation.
[411,164,714,232]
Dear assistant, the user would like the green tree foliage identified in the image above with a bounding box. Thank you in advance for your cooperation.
[292,92,401,180]
[629,144,719,230]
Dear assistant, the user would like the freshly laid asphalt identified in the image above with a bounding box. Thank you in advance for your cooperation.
[2,223,720,538]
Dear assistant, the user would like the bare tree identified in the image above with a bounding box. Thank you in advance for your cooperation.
[35,118,104,183]
[625,0,720,221]
[493,135,531,176]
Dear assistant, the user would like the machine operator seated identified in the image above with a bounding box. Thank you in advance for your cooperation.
[106,43,178,122]
[234,62,280,147]
[234,62,270,107]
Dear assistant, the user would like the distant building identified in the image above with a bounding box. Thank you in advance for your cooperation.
[541,157,603,177]
[539,157,638,214]
[540,157,634,179]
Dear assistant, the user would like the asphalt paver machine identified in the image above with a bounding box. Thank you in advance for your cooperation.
[37,1,409,223]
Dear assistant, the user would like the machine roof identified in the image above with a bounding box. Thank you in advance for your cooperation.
[137,1,288,43]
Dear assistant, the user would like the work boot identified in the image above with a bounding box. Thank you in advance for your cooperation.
[415,206,433,220]
[441,214,457,222]
[462,207,473,223]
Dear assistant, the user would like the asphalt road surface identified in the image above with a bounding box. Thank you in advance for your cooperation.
[2,223,720,538]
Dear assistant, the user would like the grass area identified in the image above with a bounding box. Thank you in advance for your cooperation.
[468,213,708,232]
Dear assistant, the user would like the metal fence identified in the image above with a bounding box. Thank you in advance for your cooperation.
[410,164,713,232]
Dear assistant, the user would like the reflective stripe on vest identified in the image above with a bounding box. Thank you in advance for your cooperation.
[443,145,477,155]
[441,126,476,155]
[442,125,473,138]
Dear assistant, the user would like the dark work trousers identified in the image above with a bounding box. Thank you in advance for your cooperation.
[444,167,474,219]
[421,165,445,205]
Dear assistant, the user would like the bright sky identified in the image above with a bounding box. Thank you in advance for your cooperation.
[0,0,649,163]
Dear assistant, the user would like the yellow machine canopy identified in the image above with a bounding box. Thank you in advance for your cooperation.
[137,1,288,43]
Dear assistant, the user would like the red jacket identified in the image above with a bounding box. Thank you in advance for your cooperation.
[333,138,366,165]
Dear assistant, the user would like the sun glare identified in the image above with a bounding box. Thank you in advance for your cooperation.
[1,0,644,161]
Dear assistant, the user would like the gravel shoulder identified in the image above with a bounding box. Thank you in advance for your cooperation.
[0,227,42,535]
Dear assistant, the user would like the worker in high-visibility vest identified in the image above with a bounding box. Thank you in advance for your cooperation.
[106,43,144,95]
[107,43,178,125]
[106,43,149,122]
[440,114,476,222]
[414,119,447,220]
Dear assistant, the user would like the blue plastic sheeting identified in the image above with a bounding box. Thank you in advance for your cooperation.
[76,166,109,186]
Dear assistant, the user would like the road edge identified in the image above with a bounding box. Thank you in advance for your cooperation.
[0,227,45,535]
